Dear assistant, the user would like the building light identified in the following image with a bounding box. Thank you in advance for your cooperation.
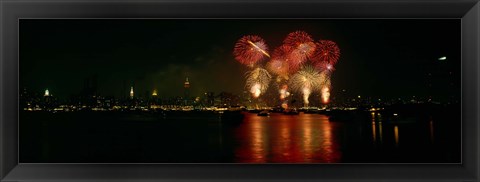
[44,89,50,96]
[130,87,134,98]
[184,77,190,88]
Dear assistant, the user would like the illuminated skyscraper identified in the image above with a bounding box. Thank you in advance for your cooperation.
[152,89,158,97]
[184,77,191,106]
[184,77,190,98]
[130,86,134,98]
[184,77,190,88]
[42,88,56,110]
[44,89,50,97]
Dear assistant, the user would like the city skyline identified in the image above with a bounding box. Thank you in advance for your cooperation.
[20,19,460,101]
[19,19,462,164]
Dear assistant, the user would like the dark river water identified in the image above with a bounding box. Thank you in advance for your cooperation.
[20,110,460,163]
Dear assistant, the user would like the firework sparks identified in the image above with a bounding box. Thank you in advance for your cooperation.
[251,83,262,98]
[319,72,331,104]
[267,58,289,77]
[321,86,330,104]
[279,84,290,100]
[283,31,314,47]
[267,45,293,76]
[283,31,316,72]
[233,31,340,106]
[233,35,270,67]
[247,40,270,57]
[313,40,340,67]
[289,66,322,107]
[319,71,331,86]
[314,61,335,73]
[288,41,316,67]
[245,67,272,98]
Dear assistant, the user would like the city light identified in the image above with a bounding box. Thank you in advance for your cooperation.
[130,87,134,98]
[438,56,447,61]
[184,77,190,88]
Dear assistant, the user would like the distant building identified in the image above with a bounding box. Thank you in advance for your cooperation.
[205,92,215,106]
[44,89,50,97]
[152,89,158,97]
[149,89,160,109]
[42,89,57,110]
[130,86,134,99]
[184,77,190,98]
[184,77,191,105]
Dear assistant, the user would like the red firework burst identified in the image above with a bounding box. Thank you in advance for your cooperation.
[313,61,336,73]
[266,45,292,75]
[283,31,316,72]
[267,58,289,76]
[233,35,269,66]
[272,44,293,58]
[312,40,340,66]
[286,52,304,73]
[288,41,316,70]
[283,31,314,47]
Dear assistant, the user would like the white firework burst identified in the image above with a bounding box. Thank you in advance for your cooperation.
[245,67,272,98]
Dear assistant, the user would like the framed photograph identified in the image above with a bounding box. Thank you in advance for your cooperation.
[1,0,479,181]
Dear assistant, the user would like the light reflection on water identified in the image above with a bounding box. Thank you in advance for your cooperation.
[394,125,399,147]
[20,109,458,163]
[302,116,313,162]
[234,113,340,163]
[251,116,266,162]
[371,112,376,143]
[233,111,441,163]
[379,120,383,143]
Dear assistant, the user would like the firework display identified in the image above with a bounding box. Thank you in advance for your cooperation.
[321,85,331,104]
[288,66,323,106]
[283,31,314,47]
[279,84,290,100]
[267,45,291,76]
[283,31,316,73]
[233,30,341,106]
[233,35,270,67]
[314,61,335,74]
[266,58,289,77]
[245,67,272,98]
[312,40,341,69]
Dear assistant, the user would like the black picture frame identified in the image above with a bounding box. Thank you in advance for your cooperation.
[1,0,479,181]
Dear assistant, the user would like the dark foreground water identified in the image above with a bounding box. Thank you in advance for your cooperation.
[20,108,460,163]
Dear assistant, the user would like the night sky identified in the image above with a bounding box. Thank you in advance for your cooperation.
[20,19,460,101]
